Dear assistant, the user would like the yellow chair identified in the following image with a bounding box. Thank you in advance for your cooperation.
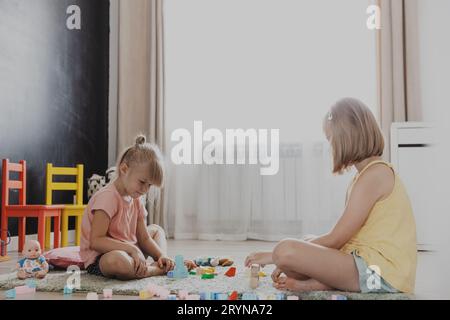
[45,164,86,248]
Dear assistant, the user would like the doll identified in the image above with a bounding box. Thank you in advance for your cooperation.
[16,240,49,279]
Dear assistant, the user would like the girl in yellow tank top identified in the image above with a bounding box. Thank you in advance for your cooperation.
[244,97,417,294]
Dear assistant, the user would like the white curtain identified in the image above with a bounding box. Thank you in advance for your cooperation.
[166,142,354,241]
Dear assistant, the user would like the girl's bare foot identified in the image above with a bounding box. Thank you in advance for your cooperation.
[273,276,332,292]
[145,265,166,277]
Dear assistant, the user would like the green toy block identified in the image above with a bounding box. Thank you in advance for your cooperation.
[201,273,215,279]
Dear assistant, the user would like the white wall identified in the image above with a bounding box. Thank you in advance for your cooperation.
[417,0,450,123]
[164,0,377,144]
[417,0,450,296]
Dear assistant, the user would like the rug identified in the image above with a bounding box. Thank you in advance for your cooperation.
[0,267,413,300]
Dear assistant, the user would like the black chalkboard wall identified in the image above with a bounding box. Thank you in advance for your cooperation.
[0,0,110,237]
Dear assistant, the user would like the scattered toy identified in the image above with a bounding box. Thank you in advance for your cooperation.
[250,264,260,289]
[103,289,113,299]
[86,292,98,300]
[172,255,189,279]
[225,266,236,277]
[228,291,238,300]
[63,285,73,295]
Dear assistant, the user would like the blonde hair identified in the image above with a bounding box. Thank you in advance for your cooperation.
[323,98,384,174]
[116,134,165,187]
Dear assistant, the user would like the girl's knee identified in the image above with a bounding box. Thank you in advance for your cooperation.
[101,251,134,278]
[273,238,306,267]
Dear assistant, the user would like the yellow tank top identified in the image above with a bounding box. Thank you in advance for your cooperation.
[340,160,417,293]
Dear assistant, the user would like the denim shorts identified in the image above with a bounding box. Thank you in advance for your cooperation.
[351,251,399,293]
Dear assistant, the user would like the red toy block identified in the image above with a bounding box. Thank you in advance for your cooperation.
[225,267,236,277]
[229,291,238,300]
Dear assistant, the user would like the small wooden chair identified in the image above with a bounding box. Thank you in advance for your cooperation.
[45,164,86,248]
[1,159,63,255]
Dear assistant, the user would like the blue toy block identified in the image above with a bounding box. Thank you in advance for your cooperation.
[216,293,228,300]
[331,294,348,300]
[172,255,188,279]
[25,279,37,288]
[167,294,177,300]
[276,293,286,300]
[167,270,174,278]
[5,289,16,299]
[63,285,73,295]
[242,293,258,300]
[200,291,212,300]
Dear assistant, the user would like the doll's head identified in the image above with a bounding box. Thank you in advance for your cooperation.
[22,240,42,259]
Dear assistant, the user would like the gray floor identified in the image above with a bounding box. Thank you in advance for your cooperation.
[1,240,448,300]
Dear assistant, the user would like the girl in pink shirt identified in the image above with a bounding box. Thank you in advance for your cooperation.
[81,135,195,279]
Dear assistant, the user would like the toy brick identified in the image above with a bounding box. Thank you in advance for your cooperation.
[86,292,98,300]
[228,291,238,300]
[15,285,35,295]
[63,285,73,295]
[225,267,236,277]
[103,289,113,298]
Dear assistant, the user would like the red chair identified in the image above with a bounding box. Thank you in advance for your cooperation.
[1,159,64,255]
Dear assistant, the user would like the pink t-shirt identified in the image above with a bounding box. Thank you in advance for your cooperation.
[80,182,147,268]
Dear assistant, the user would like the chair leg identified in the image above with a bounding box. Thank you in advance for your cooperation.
[45,217,51,249]
[53,214,60,249]
[75,215,82,246]
[1,213,7,256]
[61,213,69,247]
[37,216,46,252]
[18,217,26,253]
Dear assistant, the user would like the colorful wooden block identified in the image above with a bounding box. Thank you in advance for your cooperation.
[15,285,35,295]
[63,285,73,295]
[5,289,16,299]
[242,292,258,300]
[103,289,113,299]
[200,292,212,300]
[173,255,189,279]
[276,293,286,300]
[167,294,177,300]
[225,266,236,277]
[139,290,151,300]
[331,294,347,300]
[86,292,98,300]
[186,294,200,300]
[287,295,299,300]
[228,291,238,300]
[216,293,228,300]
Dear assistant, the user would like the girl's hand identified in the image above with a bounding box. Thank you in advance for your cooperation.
[130,248,147,276]
[184,260,197,271]
[244,252,273,268]
[271,267,283,283]
[157,256,175,272]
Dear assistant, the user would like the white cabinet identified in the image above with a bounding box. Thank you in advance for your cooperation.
[391,122,437,251]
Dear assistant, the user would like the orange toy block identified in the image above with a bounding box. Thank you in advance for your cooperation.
[225,267,236,277]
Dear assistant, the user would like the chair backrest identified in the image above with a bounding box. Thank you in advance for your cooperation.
[1,159,27,207]
[46,164,84,205]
